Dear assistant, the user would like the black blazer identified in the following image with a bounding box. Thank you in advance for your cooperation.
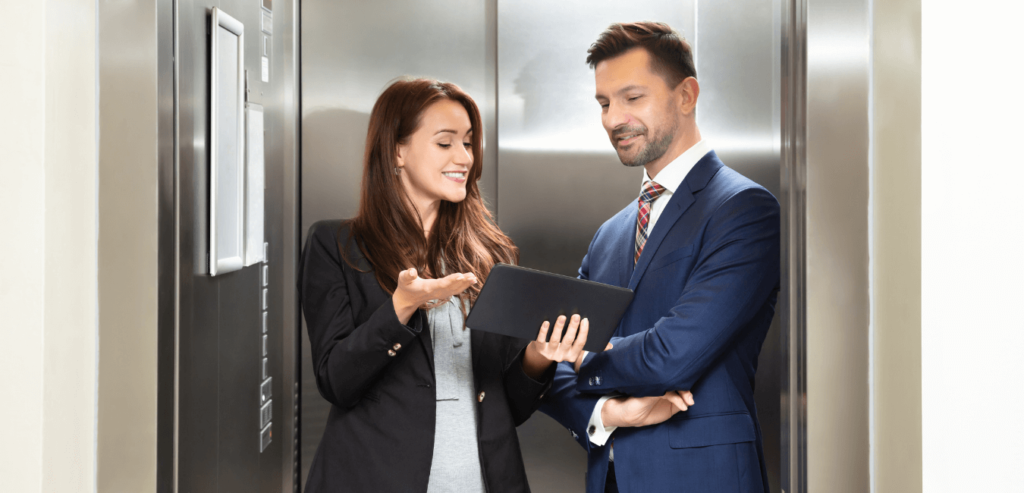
[300,220,555,493]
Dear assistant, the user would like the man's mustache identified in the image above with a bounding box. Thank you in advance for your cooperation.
[611,125,648,139]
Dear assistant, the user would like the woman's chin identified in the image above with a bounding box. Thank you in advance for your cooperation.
[443,191,468,203]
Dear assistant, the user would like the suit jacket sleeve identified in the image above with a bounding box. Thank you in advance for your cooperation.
[537,233,603,452]
[577,188,780,396]
[300,221,422,409]
[502,338,557,426]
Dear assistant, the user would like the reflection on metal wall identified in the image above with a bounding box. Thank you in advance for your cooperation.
[496,1,695,277]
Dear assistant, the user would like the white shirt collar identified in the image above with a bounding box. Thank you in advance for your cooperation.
[642,139,712,194]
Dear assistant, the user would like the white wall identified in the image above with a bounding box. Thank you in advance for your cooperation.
[922,1,1024,491]
[0,0,99,492]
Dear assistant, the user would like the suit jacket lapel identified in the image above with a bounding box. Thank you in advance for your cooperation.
[627,151,724,291]
[415,309,435,375]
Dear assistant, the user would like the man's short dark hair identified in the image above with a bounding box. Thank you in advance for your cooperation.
[586,21,696,88]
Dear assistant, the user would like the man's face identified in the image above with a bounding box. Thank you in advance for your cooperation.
[595,48,683,168]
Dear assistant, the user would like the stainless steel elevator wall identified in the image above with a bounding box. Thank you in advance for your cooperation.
[301,2,781,491]
[167,1,301,492]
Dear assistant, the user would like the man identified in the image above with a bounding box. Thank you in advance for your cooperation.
[540,22,780,493]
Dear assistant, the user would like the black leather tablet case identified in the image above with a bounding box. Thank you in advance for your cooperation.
[465,264,634,352]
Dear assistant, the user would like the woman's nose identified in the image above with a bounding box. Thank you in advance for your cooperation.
[454,145,472,166]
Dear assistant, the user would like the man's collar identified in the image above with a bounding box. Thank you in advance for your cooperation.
[642,139,712,193]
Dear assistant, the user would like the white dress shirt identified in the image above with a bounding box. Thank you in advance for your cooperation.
[585,139,712,456]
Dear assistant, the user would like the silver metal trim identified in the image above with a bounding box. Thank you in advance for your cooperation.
[780,0,808,490]
[209,7,245,276]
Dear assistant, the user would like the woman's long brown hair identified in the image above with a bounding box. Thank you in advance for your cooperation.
[348,78,518,309]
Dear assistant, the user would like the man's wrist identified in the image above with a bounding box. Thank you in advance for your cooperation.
[600,396,620,428]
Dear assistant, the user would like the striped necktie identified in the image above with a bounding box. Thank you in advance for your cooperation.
[635,180,667,264]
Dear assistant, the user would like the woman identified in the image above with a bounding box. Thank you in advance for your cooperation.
[299,78,589,492]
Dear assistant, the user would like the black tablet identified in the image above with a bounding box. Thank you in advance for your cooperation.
[465,264,634,352]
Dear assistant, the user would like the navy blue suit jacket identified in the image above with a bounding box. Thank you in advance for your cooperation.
[540,151,780,493]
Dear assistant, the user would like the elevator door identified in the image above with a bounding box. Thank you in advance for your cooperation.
[301,1,781,491]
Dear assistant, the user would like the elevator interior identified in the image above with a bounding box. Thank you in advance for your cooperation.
[152,0,788,491]
[300,1,782,491]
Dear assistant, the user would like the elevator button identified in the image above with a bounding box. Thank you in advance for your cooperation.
[262,265,269,286]
[262,288,268,310]
[262,311,268,334]
[260,422,272,452]
[260,399,273,428]
[261,377,272,403]
[262,12,273,35]
[262,357,268,380]
[262,334,268,357]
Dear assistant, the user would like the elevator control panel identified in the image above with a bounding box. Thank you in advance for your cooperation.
[259,241,272,452]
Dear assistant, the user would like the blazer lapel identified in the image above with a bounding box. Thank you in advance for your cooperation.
[627,151,724,291]
[415,309,435,375]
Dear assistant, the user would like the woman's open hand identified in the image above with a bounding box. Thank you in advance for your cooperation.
[522,314,589,379]
[392,268,477,324]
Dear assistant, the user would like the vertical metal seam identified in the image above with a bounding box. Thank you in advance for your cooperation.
[293,0,303,489]
[171,0,180,490]
[780,0,807,489]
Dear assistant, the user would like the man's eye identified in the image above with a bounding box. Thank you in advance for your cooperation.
[628,96,641,101]
[600,103,609,109]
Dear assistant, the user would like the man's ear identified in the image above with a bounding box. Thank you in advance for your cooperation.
[678,77,700,116]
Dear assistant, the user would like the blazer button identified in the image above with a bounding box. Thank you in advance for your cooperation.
[387,349,397,357]
[477,391,486,402]
[588,425,596,436]
[589,377,595,386]
[392,343,402,351]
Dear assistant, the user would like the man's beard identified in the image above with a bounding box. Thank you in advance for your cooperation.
[613,122,677,168]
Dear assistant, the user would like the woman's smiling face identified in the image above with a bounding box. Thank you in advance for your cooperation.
[396,99,474,209]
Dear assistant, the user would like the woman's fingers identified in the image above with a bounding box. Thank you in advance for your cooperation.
[557,315,581,359]
[536,320,550,343]
[549,315,566,346]
[567,317,589,360]
[398,268,417,286]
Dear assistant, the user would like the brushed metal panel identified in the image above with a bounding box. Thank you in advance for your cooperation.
[496,0,695,278]
[780,0,809,491]
[805,0,871,490]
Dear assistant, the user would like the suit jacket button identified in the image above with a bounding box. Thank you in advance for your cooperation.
[387,349,397,357]
[589,377,595,386]
[478,391,486,402]
[588,425,596,436]
[392,343,402,351]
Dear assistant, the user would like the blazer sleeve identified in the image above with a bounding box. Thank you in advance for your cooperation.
[501,337,557,427]
[576,187,781,396]
[300,221,422,409]
[536,227,605,452]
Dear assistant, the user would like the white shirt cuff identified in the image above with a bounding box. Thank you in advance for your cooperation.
[587,394,619,446]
